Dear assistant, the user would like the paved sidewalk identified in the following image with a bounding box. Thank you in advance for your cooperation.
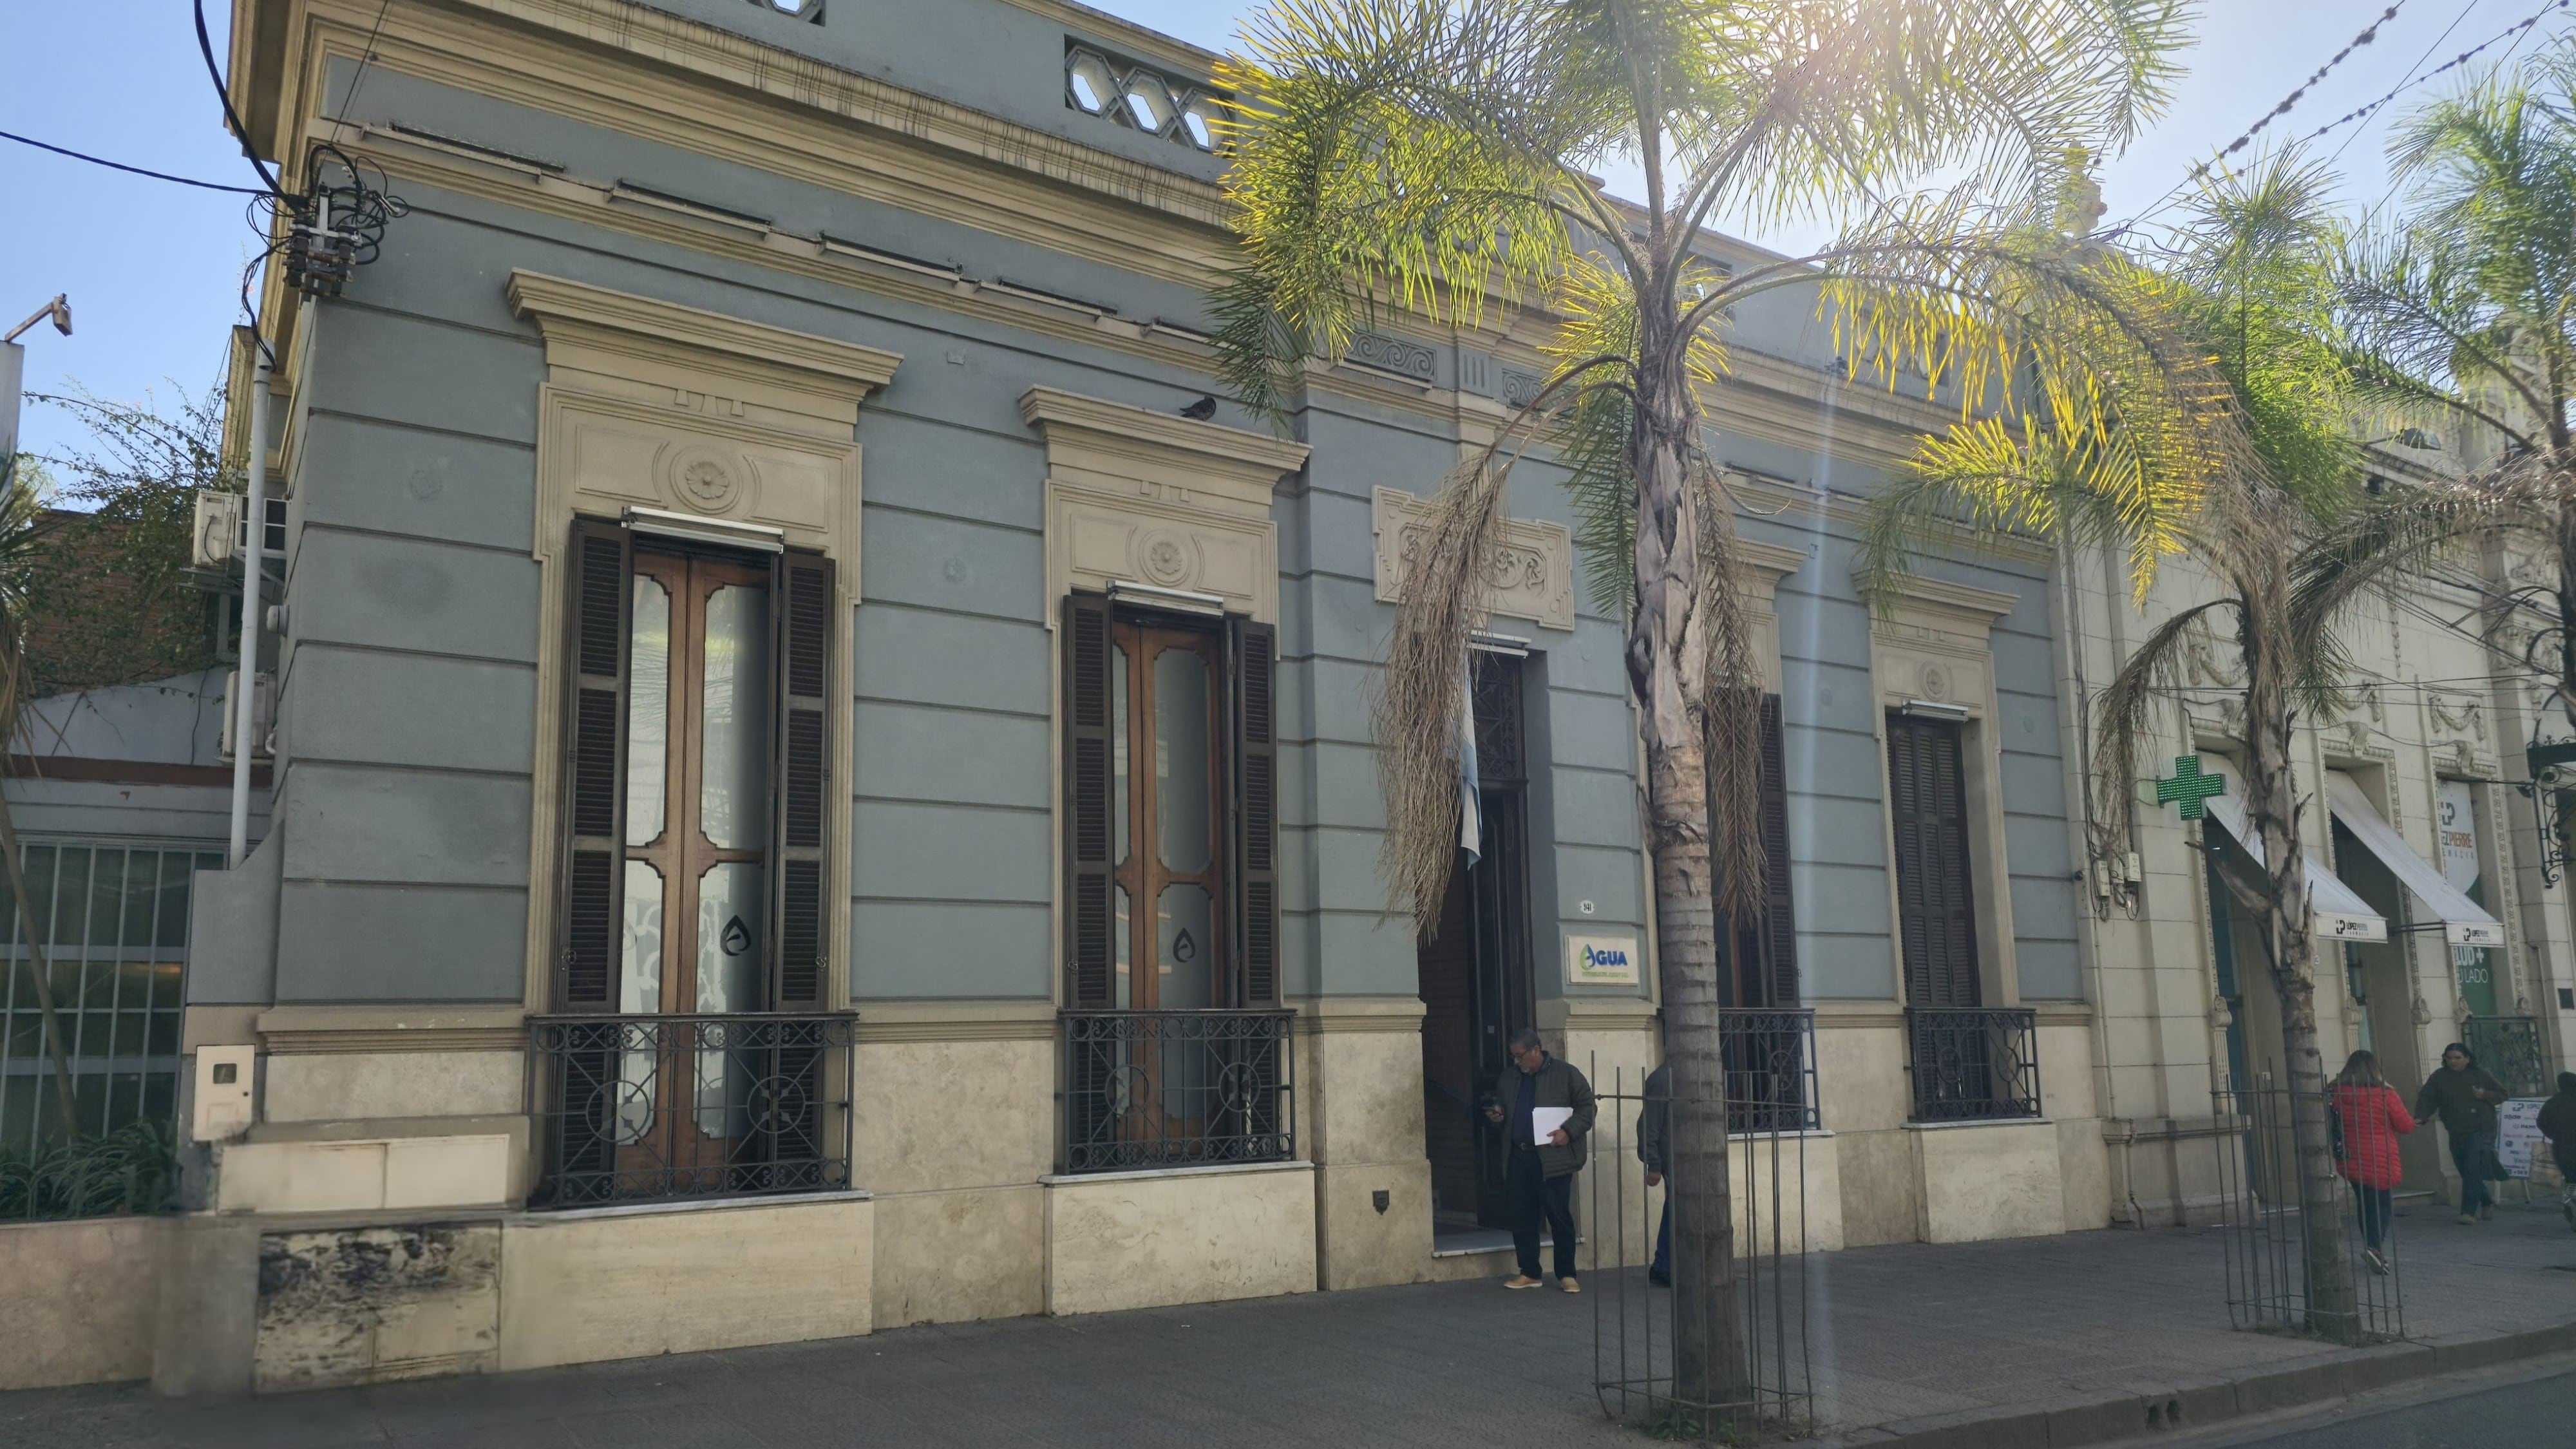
[8,1202,2574,1448]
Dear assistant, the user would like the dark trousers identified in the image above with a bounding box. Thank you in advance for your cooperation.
[2451,1131,2496,1214]
[1508,1148,1577,1280]
[1651,1197,1672,1278]
[2354,1184,2392,1249]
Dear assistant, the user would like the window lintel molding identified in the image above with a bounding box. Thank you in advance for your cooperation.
[508,270,903,429]
[1020,387,1310,511]
[1865,572,2023,634]
[1735,538,1809,597]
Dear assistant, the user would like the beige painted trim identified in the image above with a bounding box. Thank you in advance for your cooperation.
[1300,997,1429,1034]
[256,1006,527,1058]
[1734,536,1809,697]
[1865,581,2028,1008]
[511,273,899,1010]
[853,999,1059,1044]
[1022,386,1307,627]
[1370,487,1575,632]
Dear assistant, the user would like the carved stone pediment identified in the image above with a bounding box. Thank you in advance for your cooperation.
[1370,487,1577,632]
[1022,387,1309,623]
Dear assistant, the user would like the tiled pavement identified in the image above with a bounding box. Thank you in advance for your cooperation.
[8,1202,2573,1448]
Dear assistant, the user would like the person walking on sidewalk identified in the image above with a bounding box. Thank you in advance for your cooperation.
[1485,1028,1595,1293]
[2416,1041,2509,1226]
[1639,1059,1671,1287]
[2537,1072,2576,1233]
[2330,1050,2414,1274]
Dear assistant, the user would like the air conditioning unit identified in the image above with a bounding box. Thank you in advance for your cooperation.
[219,670,275,762]
[190,491,287,567]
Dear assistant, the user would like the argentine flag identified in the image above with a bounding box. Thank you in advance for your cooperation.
[1458,658,1481,866]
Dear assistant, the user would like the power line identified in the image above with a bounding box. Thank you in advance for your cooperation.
[341,0,401,122]
[2291,0,2572,162]
[2326,0,2488,170]
[2188,3,2411,182]
[0,127,269,195]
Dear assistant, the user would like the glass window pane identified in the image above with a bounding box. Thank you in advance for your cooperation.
[1112,641,1129,868]
[1114,884,1132,1008]
[50,848,89,949]
[122,853,159,951]
[621,861,665,1015]
[89,851,126,951]
[699,583,770,851]
[1155,647,1211,874]
[16,845,53,946]
[696,861,764,1014]
[1156,883,1213,1010]
[628,575,672,847]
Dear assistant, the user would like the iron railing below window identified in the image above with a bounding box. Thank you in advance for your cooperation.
[1061,1009,1296,1173]
[526,1012,857,1208]
[1718,1009,1819,1133]
[2465,1015,2549,1099]
[1903,1007,2041,1122]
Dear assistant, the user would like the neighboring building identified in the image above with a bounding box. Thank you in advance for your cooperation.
[0,0,2555,1398]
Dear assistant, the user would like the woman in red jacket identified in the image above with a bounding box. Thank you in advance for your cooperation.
[2332,1050,2416,1275]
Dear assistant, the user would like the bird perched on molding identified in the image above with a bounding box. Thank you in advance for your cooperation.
[1179,394,1217,421]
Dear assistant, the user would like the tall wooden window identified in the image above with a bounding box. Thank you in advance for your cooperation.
[1062,595,1277,1009]
[1725,694,1801,1008]
[1886,714,1980,1009]
[554,520,833,1015]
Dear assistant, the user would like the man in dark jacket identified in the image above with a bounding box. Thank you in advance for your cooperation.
[2537,1072,2576,1232]
[1639,1060,1672,1286]
[2416,1042,2510,1225]
[1485,1028,1595,1292]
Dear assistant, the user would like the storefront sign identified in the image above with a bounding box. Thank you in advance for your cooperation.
[2437,781,2501,1014]
[2499,1097,2546,1180]
[1566,934,1641,986]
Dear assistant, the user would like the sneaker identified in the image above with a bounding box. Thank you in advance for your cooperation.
[1560,1277,1581,1294]
[2362,1247,2389,1276]
[1503,1275,1542,1290]
[2479,1203,2495,1221]
[2457,1213,2477,1226]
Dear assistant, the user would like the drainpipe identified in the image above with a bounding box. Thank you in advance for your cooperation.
[228,348,270,868]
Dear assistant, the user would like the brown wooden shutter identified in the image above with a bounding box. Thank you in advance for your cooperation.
[1231,617,1280,1007]
[1756,694,1801,1007]
[1886,715,1980,1008]
[770,549,835,1010]
[557,519,630,1010]
[1063,595,1116,1008]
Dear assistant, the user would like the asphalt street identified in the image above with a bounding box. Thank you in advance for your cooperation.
[2169,1354,2576,1448]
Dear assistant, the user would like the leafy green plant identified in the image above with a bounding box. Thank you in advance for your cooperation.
[0,1119,180,1222]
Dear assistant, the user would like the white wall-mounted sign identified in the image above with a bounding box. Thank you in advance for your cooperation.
[1566,934,1641,987]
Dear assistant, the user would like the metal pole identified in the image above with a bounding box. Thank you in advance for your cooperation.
[228,348,270,867]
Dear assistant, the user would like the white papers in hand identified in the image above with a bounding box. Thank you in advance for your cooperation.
[1531,1106,1573,1143]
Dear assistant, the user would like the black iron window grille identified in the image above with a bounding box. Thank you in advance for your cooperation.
[2463,1015,2549,1099]
[1903,1007,2041,1122]
[1061,1010,1295,1173]
[527,1012,855,1208]
[1718,1009,1819,1133]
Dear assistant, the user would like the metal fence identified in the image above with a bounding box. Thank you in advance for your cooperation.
[2212,1072,2403,1343]
[1591,1058,1814,1441]
[0,841,209,1160]
[1060,1009,1295,1173]
[526,1012,857,1207]
[1903,1006,2041,1122]
[1718,1009,1818,1134]
[2465,1016,2549,1099]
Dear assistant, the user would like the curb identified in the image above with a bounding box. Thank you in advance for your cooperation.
[1799,1320,2576,1449]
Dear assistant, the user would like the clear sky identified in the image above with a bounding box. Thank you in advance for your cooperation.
[2,1,2563,462]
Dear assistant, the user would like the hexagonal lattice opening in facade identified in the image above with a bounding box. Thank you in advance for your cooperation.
[1177,91,1224,151]
[1119,69,1179,136]
[1066,48,1119,115]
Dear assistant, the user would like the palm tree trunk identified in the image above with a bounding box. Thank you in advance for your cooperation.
[1629,350,1750,1413]
[2239,594,2357,1338]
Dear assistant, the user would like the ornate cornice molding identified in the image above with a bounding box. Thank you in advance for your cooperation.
[257,1005,528,1056]
[1370,487,1577,632]
[1019,386,1311,493]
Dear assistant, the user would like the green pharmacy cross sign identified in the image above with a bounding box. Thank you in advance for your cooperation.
[2155,755,2226,821]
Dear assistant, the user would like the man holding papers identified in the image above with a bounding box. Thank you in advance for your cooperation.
[1484,1028,1598,1292]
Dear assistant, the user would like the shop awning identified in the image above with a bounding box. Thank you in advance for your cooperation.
[2197,757,2388,944]
[2325,772,2505,948]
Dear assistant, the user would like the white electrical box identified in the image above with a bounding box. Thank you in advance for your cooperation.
[192,1045,256,1142]
[218,670,274,761]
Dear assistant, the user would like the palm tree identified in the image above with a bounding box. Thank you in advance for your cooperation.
[1211,0,2231,1409]
[2303,40,2576,844]
[1866,154,2372,1337]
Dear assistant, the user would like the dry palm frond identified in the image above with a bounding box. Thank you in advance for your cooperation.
[1692,468,1768,924]
[2090,598,2239,857]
